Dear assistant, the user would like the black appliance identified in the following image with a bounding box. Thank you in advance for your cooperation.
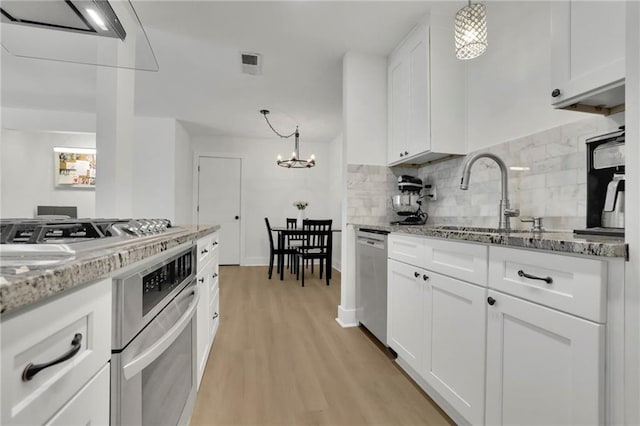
[574,126,625,237]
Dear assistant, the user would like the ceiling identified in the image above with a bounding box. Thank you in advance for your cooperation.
[1,1,459,143]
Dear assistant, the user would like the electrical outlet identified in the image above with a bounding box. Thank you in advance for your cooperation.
[423,184,437,201]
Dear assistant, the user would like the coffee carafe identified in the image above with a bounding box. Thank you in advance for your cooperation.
[601,173,625,228]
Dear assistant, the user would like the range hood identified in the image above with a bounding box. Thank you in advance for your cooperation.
[1,1,126,40]
[1,0,158,71]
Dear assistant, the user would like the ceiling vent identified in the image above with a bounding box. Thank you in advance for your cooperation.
[241,52,262,75]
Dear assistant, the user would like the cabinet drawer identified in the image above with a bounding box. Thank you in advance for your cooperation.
[423,238,488,285]
[388,234,427,267]
[489,246,606,322]
[1,278,111,426]
[197,233,215,268]
[45,363,110,426]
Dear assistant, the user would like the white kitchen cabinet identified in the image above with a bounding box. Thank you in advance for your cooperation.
[387,234,487,425]
[485,290,605,425]
[550,1,626,110]
[1,277,111,426]
[422,271,486,425]
[196,231,220,388]
[387,258,424,373]
[387,13,466,166]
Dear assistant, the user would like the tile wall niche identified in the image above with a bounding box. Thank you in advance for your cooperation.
[413,115,624,230]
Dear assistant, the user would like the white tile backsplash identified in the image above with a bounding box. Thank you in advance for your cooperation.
[347,114,623,230]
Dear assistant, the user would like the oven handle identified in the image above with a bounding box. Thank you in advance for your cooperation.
[122,286,199,380]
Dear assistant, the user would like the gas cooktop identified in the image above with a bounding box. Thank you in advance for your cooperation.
[0,218,174,258]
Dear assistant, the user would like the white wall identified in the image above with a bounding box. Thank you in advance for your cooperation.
[343,52,388,166]
[132,117,177,221]
[339,51,388,327]
[0,129,96,218]
[191,135,333,266]
[466,1,585,151]
[1,107,96,133]
[174,121,193,225]
[328,132,343,270]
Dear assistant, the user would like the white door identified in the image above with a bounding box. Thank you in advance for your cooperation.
[486,290,605,426]
[422,272,486,425]
[387,259,424,372]
[198,156,241,265]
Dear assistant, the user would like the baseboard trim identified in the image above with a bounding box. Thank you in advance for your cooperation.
[336,305,358,328]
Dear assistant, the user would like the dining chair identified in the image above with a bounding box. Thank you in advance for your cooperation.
[296,219,332,287]
[285,217,304,272]
[264,217,297,280]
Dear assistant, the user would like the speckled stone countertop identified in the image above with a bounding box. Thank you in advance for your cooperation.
[353,224,628,259]
[0,225,220,316]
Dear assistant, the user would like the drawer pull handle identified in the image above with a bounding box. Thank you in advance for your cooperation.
[212,312,219,320]
[212,241,218,246]
[22,333,83,381]
[414,271,420,278]
[201,248,209,255]
[423,275,429,281]
[198,277,205,283]
[212,273,218,279]
[518,270,553,284]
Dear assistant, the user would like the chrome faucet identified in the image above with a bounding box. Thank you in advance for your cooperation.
[459,152,520,231]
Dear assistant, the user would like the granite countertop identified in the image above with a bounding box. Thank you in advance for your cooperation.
[353,224,628,259]
[0,224,220,316]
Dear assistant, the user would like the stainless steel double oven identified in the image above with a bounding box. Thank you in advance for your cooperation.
[111,243,198,426]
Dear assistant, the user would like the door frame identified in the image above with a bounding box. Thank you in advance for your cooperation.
[193,152,244,265]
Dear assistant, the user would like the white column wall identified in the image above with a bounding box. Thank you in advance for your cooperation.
[339,51,388,327]
[174,121,194,225]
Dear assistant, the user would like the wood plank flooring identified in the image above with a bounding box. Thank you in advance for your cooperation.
[190,265,454,426]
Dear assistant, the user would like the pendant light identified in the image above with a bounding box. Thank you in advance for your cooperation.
[454,1,488,60]
[260,109,316,168]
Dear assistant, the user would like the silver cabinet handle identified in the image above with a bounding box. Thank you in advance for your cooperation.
[518,270,553,284]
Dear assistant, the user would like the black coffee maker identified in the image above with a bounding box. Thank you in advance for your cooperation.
[575,126,625,237]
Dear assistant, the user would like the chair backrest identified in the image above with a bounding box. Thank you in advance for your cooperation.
[264,217,275,250]
[303,219,332,249]
[286,218,297,229]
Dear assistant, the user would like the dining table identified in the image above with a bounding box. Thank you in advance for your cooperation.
[270,226,341,281]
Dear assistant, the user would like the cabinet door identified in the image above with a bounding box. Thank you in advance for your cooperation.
[388,44,410,164]
[196,261,213,388]
[486,290,605,425]
[406,23,430,159]
[422,272,486,425]
[387,259,423,372]
[550,1,625,106]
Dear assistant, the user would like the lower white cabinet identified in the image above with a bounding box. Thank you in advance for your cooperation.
[387,257,487,425]
[422,271,486,425]
[485,289,605,425]
[196,231,221,388]
[387,259,424,372]
[1,277,111,426]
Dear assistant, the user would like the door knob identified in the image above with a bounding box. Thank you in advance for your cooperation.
[487,297,496,306]
[235,215,239,220]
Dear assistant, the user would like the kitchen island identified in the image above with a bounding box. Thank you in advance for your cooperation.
[0,223,220,426]
[0,224,220,315]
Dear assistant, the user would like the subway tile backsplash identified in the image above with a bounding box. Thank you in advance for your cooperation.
[347,114,623,230]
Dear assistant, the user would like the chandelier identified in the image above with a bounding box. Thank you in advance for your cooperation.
[454,1,488,60]
[260,109,316,168]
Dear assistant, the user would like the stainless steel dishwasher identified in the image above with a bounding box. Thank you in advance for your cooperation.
[356,228,389,345]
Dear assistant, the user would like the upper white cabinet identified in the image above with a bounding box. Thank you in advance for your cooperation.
[550,1,625,111]
[387,14,467,166]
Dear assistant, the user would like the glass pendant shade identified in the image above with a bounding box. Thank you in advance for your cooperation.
[454,2,488,60]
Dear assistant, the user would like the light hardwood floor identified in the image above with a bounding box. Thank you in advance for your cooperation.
[191,265,454,426]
